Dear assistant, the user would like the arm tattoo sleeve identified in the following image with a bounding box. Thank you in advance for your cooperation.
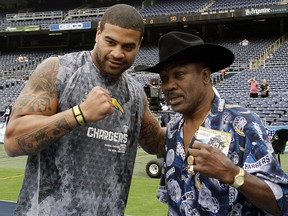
[13,59,58,116]
[16,116,74,155]
[139,120,165,155]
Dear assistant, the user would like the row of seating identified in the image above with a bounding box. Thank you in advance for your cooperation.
[0,79,25,111]
[213,37,278,71]
[133,37,279,72]
[0,36,283,78]
[265,41,288,67]
[0,0,284,26]
[0,48,70,76]
[0,37,287,118]
[208,0,280,11]
[217,67,288,125]
[139,0,207,17]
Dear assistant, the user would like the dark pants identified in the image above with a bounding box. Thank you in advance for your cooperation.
[250,93,258,98]
[261,91,269,98]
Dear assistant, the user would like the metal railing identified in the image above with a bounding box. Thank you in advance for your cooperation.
[249,32,288,69]
[6,11,63,21]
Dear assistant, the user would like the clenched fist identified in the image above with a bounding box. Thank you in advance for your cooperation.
[79,86,115,122]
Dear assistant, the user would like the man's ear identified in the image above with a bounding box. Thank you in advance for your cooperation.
[95,22,101,43]
[202,68,212,85]
[137,36,143,50]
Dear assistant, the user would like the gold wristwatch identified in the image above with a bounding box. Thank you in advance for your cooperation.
[232,167,245,188]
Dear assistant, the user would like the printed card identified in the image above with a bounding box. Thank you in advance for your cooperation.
[195,126,232,156]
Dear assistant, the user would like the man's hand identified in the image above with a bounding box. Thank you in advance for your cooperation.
[189,141,239,184]
[189,141,282,215]
[79,86,115,122]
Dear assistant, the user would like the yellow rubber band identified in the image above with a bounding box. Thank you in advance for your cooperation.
[75,114,85,125]
[73,105,81,116]
[72,105,86,126]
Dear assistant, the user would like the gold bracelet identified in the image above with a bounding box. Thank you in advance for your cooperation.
[72,105,86,126]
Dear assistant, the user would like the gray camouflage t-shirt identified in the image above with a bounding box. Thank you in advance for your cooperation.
[14,51,146,216]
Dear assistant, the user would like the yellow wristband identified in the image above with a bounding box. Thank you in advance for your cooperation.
[72,105,86,126]
[75,114,85,125]
[73,105,81,116]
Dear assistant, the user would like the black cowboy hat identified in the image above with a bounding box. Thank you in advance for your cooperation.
[135,31,234,73]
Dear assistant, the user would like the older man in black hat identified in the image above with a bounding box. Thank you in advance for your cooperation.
[136,32,288,215]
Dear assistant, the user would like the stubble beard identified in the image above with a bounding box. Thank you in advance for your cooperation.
[95,51,133,77]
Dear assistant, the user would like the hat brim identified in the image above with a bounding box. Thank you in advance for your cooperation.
[135,44,234,73]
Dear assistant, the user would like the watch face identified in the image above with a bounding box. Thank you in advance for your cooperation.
[233,168,245,188]
[236,176,244,185]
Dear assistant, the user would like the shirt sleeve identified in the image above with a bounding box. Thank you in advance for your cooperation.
[243,113,288,214]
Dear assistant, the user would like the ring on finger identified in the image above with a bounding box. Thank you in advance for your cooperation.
[187,155,194,165]
[187,165,195,175]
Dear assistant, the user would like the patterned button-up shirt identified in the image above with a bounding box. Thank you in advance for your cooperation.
[158,95,288,215]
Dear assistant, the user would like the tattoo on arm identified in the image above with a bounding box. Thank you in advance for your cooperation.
[15,95,52,113]
[13,58,58,116]
[23,58,58,97]
[16,116,74,155]
[139,120,165,155]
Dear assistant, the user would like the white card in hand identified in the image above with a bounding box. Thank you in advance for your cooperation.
[195,126,232,156]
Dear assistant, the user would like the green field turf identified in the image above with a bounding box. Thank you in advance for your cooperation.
[0,145,288,216]
[125,149,168,216]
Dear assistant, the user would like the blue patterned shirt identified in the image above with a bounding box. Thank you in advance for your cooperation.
[158,95,288,215]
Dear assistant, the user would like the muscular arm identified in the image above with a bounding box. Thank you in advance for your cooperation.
[190,142,282,215]
[139,98,166,155]
[4,57,78,156]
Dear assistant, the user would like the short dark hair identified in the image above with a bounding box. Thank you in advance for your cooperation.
[100,4,144,38]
